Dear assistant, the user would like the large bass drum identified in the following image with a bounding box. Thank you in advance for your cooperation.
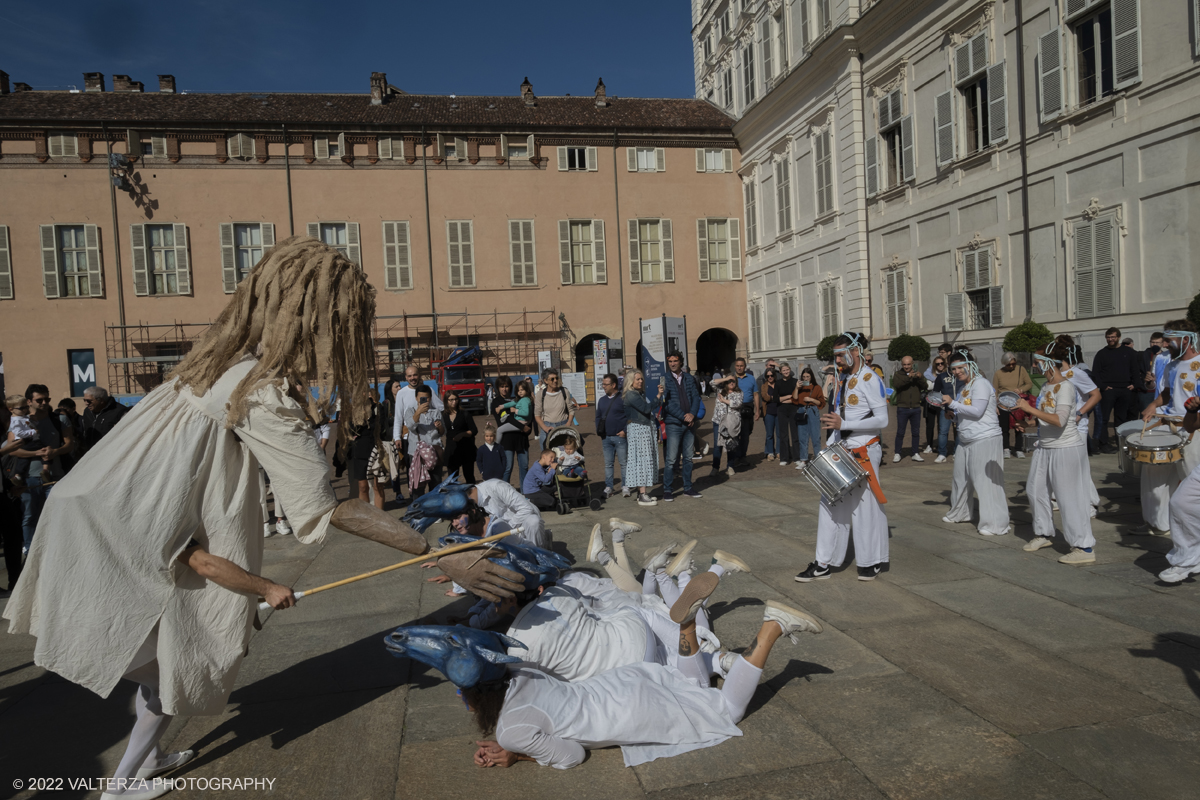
[800,441,868,505]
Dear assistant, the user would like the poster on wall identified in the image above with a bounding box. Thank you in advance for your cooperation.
[537,350,553,375]
[592,339,608,398]
[68,349,97,397]
[640,317,687,388]
[561,372,588,410]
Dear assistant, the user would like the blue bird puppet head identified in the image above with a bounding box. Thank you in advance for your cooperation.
[384,625,526,688]
[402,474,474,532]
[436,533,564,591]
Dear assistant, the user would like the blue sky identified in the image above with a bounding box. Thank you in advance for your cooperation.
[3,0,698,98]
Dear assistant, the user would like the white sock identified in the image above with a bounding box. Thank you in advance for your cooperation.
[611,529,625,544]
[596,550,612,565]
[708,563,727,579]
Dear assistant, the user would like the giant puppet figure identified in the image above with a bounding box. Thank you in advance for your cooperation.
[4,238,522,800]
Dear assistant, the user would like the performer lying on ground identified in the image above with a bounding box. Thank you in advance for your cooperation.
[3,238,524,800]
[386,576,823,769]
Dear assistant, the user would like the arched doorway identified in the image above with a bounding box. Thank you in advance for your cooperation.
[574,333,606,403]
[696,328,738,374]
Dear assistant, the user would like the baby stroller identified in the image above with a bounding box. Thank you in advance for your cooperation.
[545,425,602,514]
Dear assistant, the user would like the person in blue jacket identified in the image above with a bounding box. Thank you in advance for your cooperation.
[661,351,703,501]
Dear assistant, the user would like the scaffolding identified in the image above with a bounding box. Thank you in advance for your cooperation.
[373,309,567,378]
[104,309,568,397]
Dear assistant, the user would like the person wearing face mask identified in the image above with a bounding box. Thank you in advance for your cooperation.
[1134,321,1200,536]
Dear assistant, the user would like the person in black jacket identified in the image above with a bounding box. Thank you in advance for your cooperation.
[442,391,479,483]
[80,386,129,454]
[1091,327,1142,452]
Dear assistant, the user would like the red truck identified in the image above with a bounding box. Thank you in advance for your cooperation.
[430,346,487,414]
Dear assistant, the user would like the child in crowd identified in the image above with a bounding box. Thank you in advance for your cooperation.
[522,449,558,511]
[494,379,534,437]
[3,395,37,486]
[552,437,585,478]
[477,425,506,481]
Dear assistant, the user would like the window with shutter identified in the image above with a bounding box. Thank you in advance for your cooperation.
[1068,1,1140,106]
[592,220,607,283]
[315,138,330,160]
[48,132,78,159]
[955,245,1002,329]
[744,181,758,249]
[226,223,267,291]
[697,219,709,281]
[636,219,667,282]
[866,136,879,196]
[627,219,641,283]
[799,0,811,49]
[47,225,100,298]
[40,225,62,298]
[0,226,11,300]
[782,291,798,349]
[1038,29,1064,122]
[775,158,792,232]
[761,19,773,82]
[885,269,908,337]
[446,220,474,287]
[151,136,167,158]
[742,43,757,105]
[1073,214,1118,318]
[509,220,536,286]
[820,283,839,337]
[814,127,834,216]
[382,221,412,291]
[749,300,764,352]
[934,90,956,166]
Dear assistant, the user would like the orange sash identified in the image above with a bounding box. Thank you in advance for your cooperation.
[848,437,887,505]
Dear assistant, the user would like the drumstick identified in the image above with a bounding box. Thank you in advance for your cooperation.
[257,529,517,611]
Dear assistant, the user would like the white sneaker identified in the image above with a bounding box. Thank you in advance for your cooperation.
[934,455,947,464]
[912,453,924,462]
[667,540,699,577]
[1058,547,1095,565]
[727,466,736,477]
[622,487,632,498]
[643,542,678,573]
[275,518,293,536]
[669,572,719,624]
[587,523,606,562]
[779,460,788,466]
[764,600,823,643]
[702,443,711,456]
[715,650,736,678]
[1159,564,1200,584]
[1023,536,1053,552]
[1131,523,1171,537]
[923,446,933,454]
[892,453,902,463]
[263,523,275,537]
[603,486,615,498]
[608,518,642,538]
[136,749,195,779]
[942,515,964,524]
[1003,449,1011,459]
[712,549,752,574]
[1016,450,1026,458]
[795,461,806,470]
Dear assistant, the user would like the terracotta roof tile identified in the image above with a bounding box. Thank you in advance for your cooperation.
[0,91,735,133]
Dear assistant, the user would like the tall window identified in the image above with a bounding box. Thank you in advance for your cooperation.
[820,282,840,337]
[446,220,475,288]
[1073,213,1118,318]
[814,127,834,216]
[697,218,741,282]
[781,290,798,349]
[774,158,792,233]
[760,19,774,82]
[717,9,730,38]
[937,31,1007,165]
[235,224,262,282]
[571,221,594,284]
[945,246,1004,330]
[749,299,764,352]
[58,226,90,297]
[1040,0,1140,122]
[742,43,756,105]
[1075,6,1115,105]
[744,181,758,249]
[868,88,914,195]
[723,69,733,108]
[559,220,607,285]
[509,220,536,287]
[776,11,788,72]
[382,221,413,291]
[148,224,179,294]
[885,269,909,336]
[628,219,673,284]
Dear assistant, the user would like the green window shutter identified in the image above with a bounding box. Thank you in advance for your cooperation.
[558,220,573,285]
[627,220,641,283]
[592,220,606,284]
[0,226,12,300]
[697,218,710,281]
[130,224,149,296]
[220,223,237,294]
[84,224,103,296]
[661,219,674,282]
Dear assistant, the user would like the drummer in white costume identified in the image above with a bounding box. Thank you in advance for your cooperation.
[795,332,890,582]
[1064,344,1102,516]
[1015,335,1097,565]
[2,239,522,800]
[1136,320,1200,536]
[941,350,1011,536]
[1159,393,1200,584]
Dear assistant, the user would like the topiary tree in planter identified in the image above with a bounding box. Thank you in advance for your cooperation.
[815,334,838,362]
[1188,291,1200,329]
[1003,321,1055,355]
[886,334,932,363]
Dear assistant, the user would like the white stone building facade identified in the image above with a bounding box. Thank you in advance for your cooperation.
[693,0,1200,372]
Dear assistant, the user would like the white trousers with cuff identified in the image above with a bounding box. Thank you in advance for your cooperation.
[815,442,888,568]
[946,435,1011,535]
[1027,444,1095,549]
[1166,463,1200,569]
[1140,437,1200,531]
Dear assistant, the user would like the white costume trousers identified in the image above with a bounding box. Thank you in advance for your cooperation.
[815,442,888,568]
[1140,437,1200,530]
[677,653,761,724]
[1166,463,1200,569]
[602,539,644,593]
[946,435,1010,535]
[1027,445,1095,549]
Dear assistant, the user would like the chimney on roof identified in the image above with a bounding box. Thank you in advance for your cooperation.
[113,75,144,92]
[0,71,8,96]
[158,75,176,93]
[13,82,31,92]
[520,76,536,106]
[594,77,607,107]
[84,72,105,92]
[370,72,387,105]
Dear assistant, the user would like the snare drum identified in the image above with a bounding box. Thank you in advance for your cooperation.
[800,441,868,505]
[1124,430,1186,466]
[1115,420,1147,477]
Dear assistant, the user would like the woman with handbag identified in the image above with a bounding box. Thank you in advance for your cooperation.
[792,366,826,469]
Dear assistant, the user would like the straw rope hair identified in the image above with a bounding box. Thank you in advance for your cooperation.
[1039,333,1075,363]
[171,235,378,432]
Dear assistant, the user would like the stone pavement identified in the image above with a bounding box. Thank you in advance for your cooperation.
[3,422,1200,800]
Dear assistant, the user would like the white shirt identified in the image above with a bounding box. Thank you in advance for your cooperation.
[4,356,336,716]
[1159,353,1200,416]
[1064,365,1099,437]
[474,478,548,548]
[946,375,1000,443]
[1035,380,1082,449]
[392,383,443,444]
[830,363,890,449]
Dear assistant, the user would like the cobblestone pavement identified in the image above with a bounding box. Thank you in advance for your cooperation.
[3,418,1199,800]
